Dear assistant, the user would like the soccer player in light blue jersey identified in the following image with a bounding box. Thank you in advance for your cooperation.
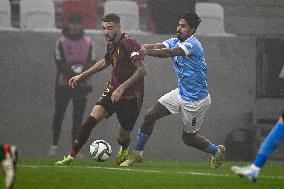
[120,12,225,167]
[231,113,284,182]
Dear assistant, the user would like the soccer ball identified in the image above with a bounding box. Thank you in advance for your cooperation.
[89,140,112,162]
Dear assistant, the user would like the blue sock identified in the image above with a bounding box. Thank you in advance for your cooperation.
[204,141,219,155]
[134,130,150,151]
[254,122,284,168]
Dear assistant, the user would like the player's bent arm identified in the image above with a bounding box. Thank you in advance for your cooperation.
[120,60,147,90]
[145,47,185,58]
[80,58,110,79]
[142,43,166,50]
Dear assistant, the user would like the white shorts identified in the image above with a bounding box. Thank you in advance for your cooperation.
[158,88,211,133]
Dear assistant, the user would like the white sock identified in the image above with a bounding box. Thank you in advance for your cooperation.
[120,146,129,151]
[134,149,143,156]
[67,155,74,160]
[251,164,261,172]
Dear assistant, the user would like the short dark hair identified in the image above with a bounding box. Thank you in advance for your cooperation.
[180,12,201,29]
[102,13,120,24]
[68,12,83,24]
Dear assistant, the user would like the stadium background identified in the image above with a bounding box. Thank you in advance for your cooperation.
[1,0,284,162]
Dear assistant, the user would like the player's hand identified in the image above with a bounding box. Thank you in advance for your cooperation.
[111,84,126,103]
[139,46,147,57]
[69,74,82,88]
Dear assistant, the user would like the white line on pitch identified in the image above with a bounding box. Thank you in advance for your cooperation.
[18,165,284,180]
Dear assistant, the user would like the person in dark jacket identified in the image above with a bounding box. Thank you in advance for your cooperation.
[48,13,96,156]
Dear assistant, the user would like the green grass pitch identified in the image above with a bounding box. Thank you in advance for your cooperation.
[1,158,283,189]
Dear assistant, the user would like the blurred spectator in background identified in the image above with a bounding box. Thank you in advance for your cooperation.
[48,12,96,157]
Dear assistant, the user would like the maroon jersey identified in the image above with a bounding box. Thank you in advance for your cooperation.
[105,33,144,99]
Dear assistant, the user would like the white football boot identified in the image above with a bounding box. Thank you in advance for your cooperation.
[231,165,259,182]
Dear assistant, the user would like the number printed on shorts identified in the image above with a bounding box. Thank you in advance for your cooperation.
[192,117,196,127]
[99,87,110,101]
[102,87,110,97]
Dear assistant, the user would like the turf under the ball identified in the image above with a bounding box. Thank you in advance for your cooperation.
[1,158,283,189]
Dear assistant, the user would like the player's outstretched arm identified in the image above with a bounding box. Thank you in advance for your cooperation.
[142,43,165,50]
[69,58,110,88]
[81,58,109,77]
[111,60,147,103]
[142,46,186,58]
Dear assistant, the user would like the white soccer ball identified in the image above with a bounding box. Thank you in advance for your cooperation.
[89,140,112,162]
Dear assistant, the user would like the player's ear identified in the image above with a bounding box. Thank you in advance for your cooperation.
[116,23,121,29]
[190,27,196,34]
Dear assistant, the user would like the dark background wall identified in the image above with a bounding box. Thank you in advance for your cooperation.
[143,0,284,35]
[146,0,196,34]
[0,30,257,161]
[8,0,284,36]
[208,0,284,36]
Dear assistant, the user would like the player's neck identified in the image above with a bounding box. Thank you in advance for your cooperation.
[178,34,193,42]
[114,32,123,43]
[183,34,194,42]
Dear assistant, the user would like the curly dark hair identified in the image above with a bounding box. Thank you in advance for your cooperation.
[180,12,201,29]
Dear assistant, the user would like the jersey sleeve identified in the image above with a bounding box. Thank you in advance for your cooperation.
[123,38,144,63]
[178,41,194,56]
[162,38,177,49]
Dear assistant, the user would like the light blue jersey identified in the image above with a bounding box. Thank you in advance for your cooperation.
[163,35,208,101]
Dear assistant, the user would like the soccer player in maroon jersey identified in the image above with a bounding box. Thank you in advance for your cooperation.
[55,13,147,165]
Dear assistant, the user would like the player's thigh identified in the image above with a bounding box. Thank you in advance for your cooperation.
[181,95,211,133]
[94,87,117,120]
[116,98,142,131]
[158,88,180,114]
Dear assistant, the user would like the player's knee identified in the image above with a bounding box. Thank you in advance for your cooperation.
[117,138,130,147]
[182,131,197,146]
[120,124,135,131]
[144,112,155,123]
[144,109,159,123]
